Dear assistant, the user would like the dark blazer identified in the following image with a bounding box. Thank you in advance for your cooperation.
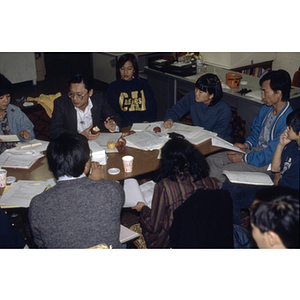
[49,91,121,140]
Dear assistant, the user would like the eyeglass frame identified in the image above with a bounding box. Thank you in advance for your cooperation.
[67,91,89,100]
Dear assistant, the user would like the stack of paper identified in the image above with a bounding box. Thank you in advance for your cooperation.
[0,180,52,208]
[88,140,107,165]
[0,148,44,169]
[223,170,274,186]
[124,130,169,150]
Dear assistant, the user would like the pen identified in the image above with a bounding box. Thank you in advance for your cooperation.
[144,125,151,130]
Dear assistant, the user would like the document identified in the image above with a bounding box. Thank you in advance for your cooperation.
[211,136,245,154]
[124,130,169,150]
[0,135,20,142]
[223,170,274,186]
[186,129,217,145]
[131,121,164,132]
[0,149,44,169]
[123,178,155,208]
[0,180,52,208]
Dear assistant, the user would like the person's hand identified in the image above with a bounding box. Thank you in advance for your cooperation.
[132,201,146,212]
[227,151,244,163]
[19,130,30,140]
[104,117,116,131]
[81,126,100,140]
[163,119,173,129]
[233,143,248,151]
[279,128,291,146]
[88,161,105,181]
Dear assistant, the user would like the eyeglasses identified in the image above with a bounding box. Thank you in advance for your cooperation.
[68,91,89,100]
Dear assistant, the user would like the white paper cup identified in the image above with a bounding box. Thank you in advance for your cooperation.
[122,155,134,173]
[0,169,7,188]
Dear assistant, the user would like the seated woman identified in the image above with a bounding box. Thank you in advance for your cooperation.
[0,73,35,153]
[105,53,157,128]
[132,137,220,248]
[163,73,232,142]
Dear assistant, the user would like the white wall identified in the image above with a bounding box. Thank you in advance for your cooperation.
[202,52,300,79]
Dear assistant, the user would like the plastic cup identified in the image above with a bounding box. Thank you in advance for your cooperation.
[122,155,134,173]
[0,169,7,188]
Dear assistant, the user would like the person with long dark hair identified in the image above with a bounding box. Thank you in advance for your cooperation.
[105,53,157,128]
[132,137,219,248]
[163,73,232,141]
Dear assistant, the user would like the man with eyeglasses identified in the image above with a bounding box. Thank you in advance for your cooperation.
[49,74,121,140]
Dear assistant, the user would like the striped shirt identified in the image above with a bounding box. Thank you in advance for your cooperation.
[139,174,220,248]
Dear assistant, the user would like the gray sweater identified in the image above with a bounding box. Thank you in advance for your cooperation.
[28,177,124,249]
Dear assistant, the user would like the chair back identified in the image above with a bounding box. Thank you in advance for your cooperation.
[169,189,234,248]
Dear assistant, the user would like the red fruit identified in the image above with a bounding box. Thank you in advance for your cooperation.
[115,140,124,148]
[118,137,127,145]
[117,144,127,153]
[91,126,100,134]
[153,126,161,133]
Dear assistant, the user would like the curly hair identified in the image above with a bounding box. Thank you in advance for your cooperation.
[157,137,210,182]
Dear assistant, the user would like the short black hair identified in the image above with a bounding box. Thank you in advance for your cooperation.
[116,53,139,80]
[287,108,300,135]
[250,186,299,248]
[47,132,90,179]
[259,69,291,102]
[0,73,12,96]
[69,74,93,91]
[157,137,210,182]
[195,73,223,106]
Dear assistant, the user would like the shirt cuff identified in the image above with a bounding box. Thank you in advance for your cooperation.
[109,125,120,133]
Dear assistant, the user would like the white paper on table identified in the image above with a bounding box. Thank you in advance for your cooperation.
[0,180,50,208]
[124,130,169,150]
[223,170,274,186]
[0,150,44,169]
[16,139,49,152]
[123,178,155,208]
[211,136,245,154]
[131,121,164,132]
[94,132,122,148]
[0,135,20,142]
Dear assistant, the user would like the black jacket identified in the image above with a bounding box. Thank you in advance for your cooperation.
[49,91,121,140]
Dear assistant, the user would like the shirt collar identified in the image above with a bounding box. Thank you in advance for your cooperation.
[58,173,86,181]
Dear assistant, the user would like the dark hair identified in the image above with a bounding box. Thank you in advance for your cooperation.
[157,137,210,182]
[69,74,93,91]
[287,108,300,135]
[116,53,139,80]
[0,73,12,96]
[47,132,90,180]
[259,69,291,102]
[195,73,223,106]
[250,186,299,248]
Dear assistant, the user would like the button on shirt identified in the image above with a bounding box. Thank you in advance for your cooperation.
[75,98,93,133]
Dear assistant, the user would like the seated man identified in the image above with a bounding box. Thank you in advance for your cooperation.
[250,186,299,249]
[28,132,125,249]
[207,69,293,183]
[0,73,35,153]
[49,74,121,141]
[222,108,300,225]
